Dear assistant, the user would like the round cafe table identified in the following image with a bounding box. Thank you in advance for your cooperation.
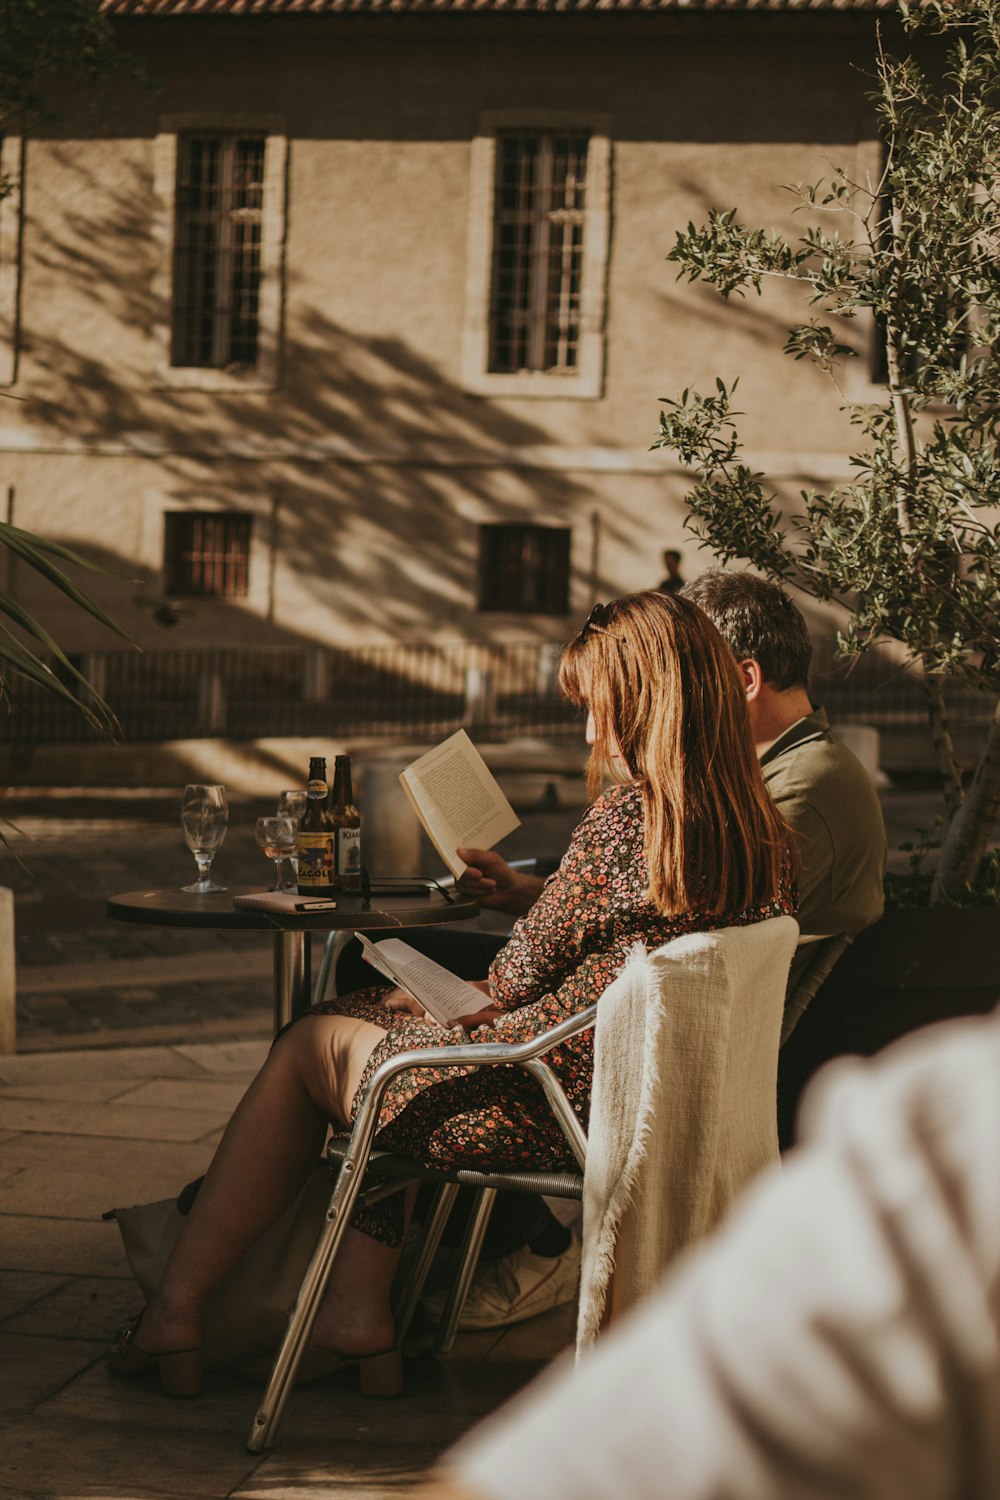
[105,885,480,1034]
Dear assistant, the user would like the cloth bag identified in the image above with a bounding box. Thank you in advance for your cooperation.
[105,1164,332,1369]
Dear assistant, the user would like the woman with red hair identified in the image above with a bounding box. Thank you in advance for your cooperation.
[110,590,794,1399]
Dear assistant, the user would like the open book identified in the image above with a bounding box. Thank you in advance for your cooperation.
[357,934,486,1027]
[399,729,521,879]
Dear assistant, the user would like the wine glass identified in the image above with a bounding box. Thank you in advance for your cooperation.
[276,789,308,889]
[256,816,297,892]
[180,784,228,894]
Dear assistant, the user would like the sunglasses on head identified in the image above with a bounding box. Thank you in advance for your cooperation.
[582,601,612,635]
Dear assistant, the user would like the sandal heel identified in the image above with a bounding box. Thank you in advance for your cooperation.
[158,1349,203,1399]
[108,1311,202,1400]
[359,1348,403,1399]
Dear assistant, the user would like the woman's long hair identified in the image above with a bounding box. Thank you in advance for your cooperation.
[558,590,791,918]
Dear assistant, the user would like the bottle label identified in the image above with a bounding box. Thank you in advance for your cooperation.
[306,780,328,798]
[338,827,361,870]
[297,830,334,888]
[334,827,362,888]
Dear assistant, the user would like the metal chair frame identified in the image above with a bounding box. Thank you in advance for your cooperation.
[302,912,842,1398]
[247,1002,595,1453]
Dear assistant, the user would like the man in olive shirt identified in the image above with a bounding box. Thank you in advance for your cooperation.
[684,570,887,992]
[760,710,885,989]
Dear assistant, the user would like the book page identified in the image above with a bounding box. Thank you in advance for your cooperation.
[357,934,486,1026]
[399,729,521,878]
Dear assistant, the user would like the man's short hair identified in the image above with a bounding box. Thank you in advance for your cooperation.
[682,569,812,691]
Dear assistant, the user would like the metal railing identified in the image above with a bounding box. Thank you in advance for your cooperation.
[809,638,995,768]
[0,641,580,746]
[1,637,994,765]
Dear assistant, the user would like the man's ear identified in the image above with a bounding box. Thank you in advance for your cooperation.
[739,658,764,701]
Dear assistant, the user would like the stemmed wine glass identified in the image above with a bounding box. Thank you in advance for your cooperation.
[255,816,297,892]
[276,789,308,889]
[180,784,228,894]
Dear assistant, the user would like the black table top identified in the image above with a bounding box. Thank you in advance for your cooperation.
[106,885,479,933]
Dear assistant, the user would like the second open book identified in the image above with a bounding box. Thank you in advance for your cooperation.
[398,729,521,879]
[356,933,486,1027]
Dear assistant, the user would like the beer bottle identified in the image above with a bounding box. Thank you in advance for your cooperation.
[331,754,362,891]
[296,756,335,895]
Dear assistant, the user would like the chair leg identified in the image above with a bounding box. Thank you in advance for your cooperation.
[246,1140,380,1451]
[433,1185,497,1355]
[392,1181,461,1345]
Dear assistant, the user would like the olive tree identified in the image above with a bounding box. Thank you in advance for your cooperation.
[0,0,121,132]
[653,0,1000,904]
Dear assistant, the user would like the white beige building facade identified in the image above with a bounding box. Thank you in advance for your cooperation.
[0,0,898,675]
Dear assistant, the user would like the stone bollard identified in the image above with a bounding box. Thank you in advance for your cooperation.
[197,668,226,735]
[0,886,15,1053]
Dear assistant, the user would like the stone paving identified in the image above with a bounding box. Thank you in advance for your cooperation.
[5,793,279,1053]
[0,1034,575,1500]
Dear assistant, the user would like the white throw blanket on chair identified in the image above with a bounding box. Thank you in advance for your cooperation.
[577,915,799,1352]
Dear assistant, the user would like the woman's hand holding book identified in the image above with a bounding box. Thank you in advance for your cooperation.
[456,848,543,915]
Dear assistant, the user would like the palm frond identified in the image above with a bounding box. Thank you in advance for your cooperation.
[0,623,120,738]
[0,523,134,641]
[0,521,136,741]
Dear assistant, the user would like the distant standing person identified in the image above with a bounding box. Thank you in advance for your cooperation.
[656,549,685,594]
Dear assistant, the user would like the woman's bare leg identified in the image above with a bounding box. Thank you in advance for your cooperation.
[304,1182,418,1358]
[135,1011,388,1356]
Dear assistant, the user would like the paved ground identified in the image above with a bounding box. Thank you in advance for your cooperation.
[0,1034,575,1500]
[6,793,283,1053]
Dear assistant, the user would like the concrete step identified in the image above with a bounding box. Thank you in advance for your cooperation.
[17,948,269,996]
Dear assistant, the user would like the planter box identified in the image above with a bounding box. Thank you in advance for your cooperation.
[777,907,1000,1147]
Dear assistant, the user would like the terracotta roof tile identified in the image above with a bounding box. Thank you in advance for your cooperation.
[100,0,900,15]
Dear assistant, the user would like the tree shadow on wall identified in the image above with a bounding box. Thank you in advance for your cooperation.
[13,150,637,654]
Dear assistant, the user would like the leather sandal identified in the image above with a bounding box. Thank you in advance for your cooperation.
[108,1311,203,1399]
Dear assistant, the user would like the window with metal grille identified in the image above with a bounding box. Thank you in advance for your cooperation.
[478,524,571,614]
[488,132,589,376]
[171,134,266,369]
[164,512,252,598]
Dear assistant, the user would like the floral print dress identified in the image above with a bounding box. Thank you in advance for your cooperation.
[308,781,795,1245]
